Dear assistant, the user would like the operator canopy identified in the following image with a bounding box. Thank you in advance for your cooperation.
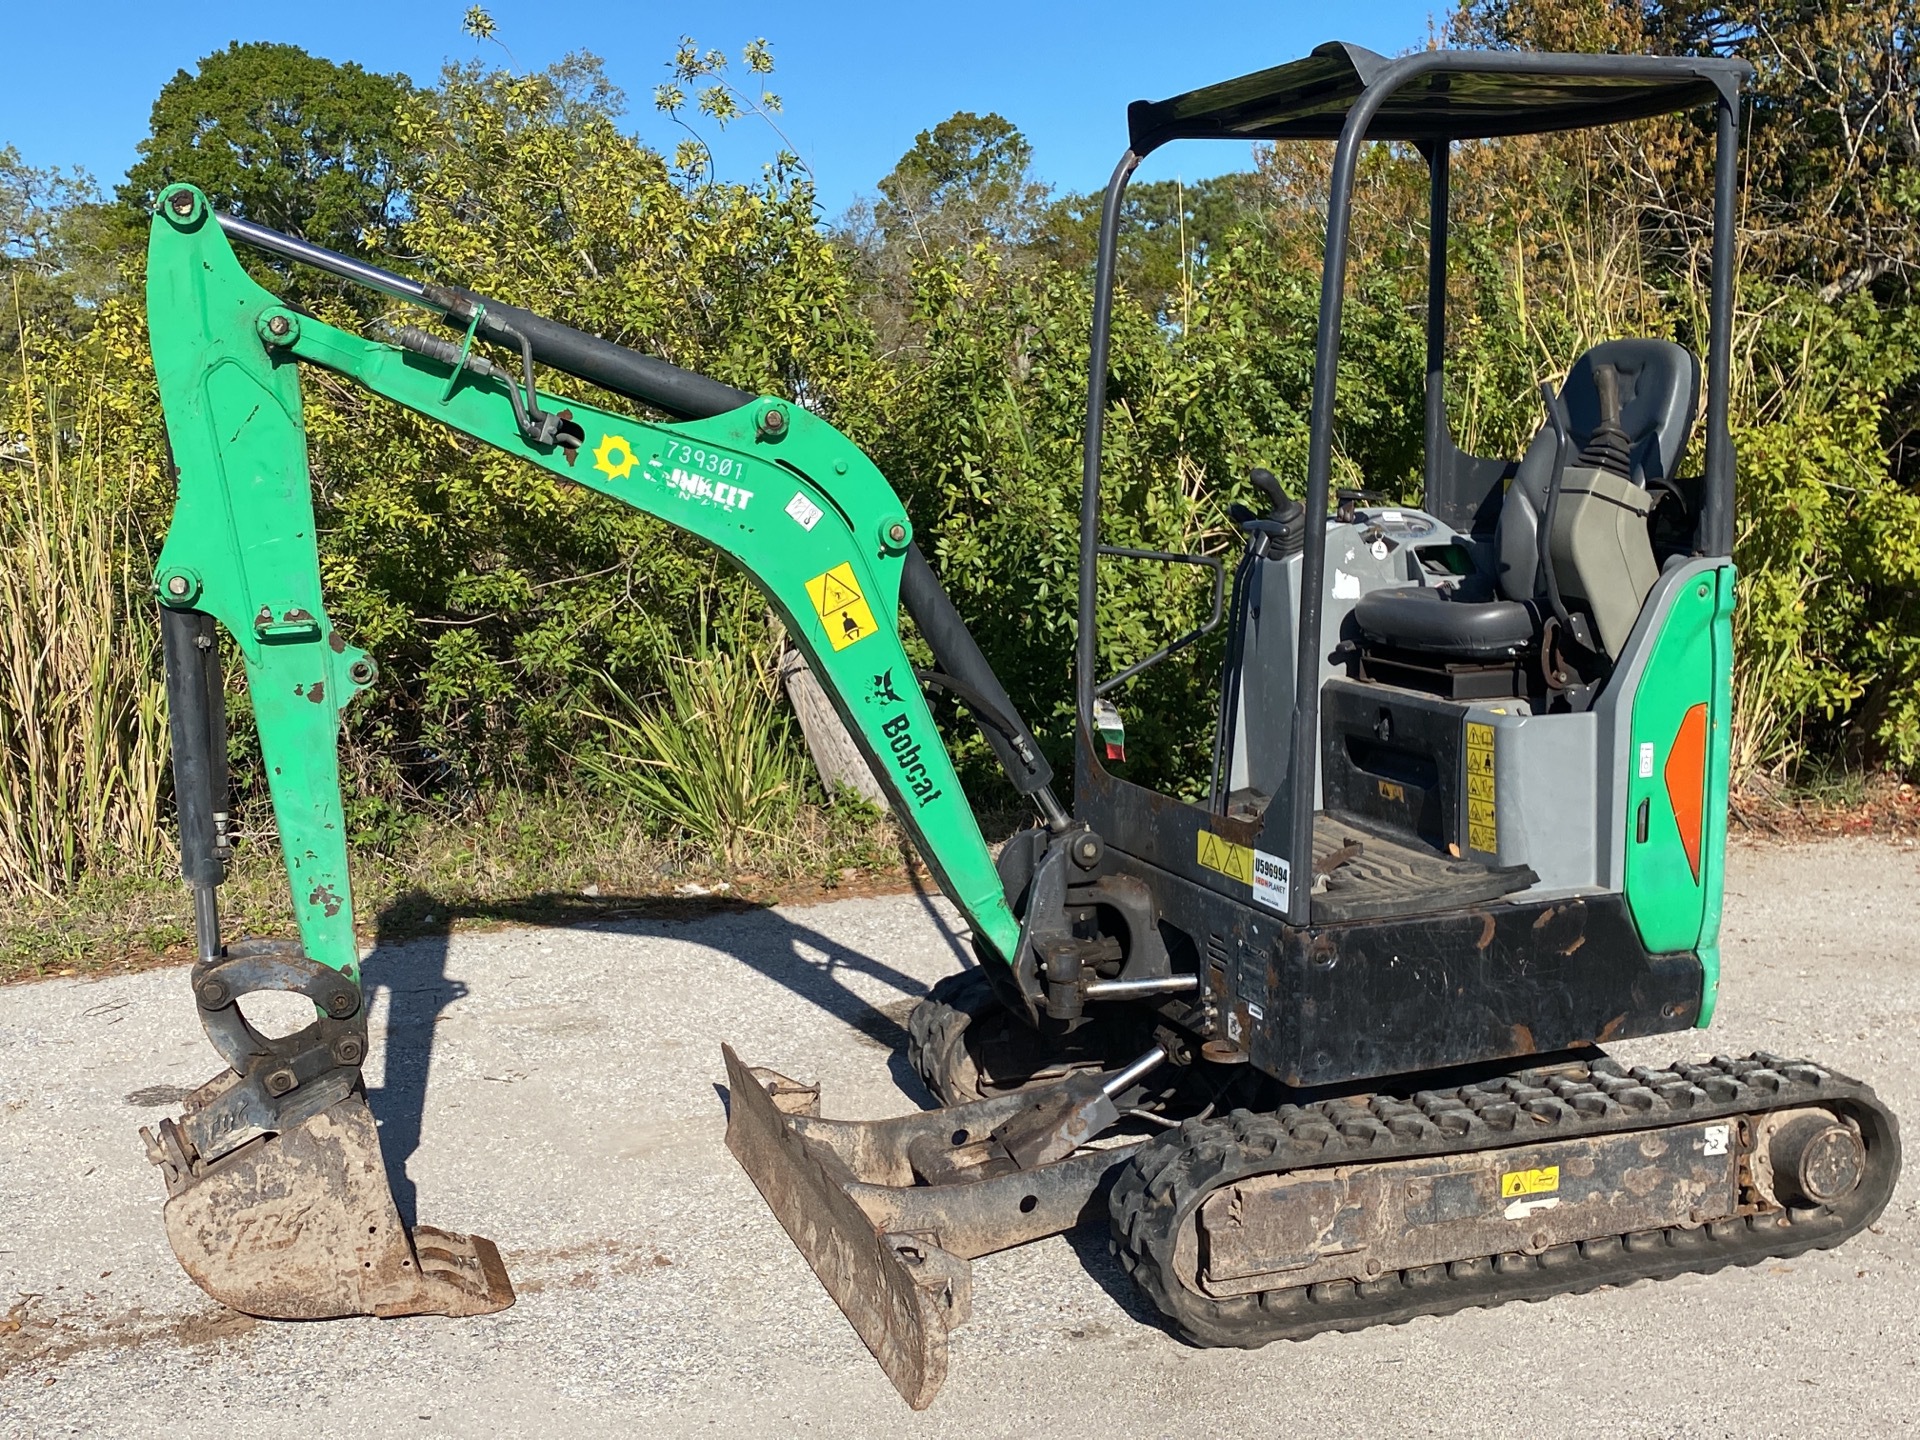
[1127,40,1752,154]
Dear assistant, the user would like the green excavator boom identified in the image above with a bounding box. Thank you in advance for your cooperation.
[146,183,1021,972]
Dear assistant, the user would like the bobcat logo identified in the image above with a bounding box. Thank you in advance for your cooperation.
[870,669,903,705]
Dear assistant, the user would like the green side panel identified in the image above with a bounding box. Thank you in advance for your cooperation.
[146,185,1023,972]
[1623,563,1736,1022]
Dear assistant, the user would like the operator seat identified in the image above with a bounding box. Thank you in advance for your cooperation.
[1353,339,1700,661]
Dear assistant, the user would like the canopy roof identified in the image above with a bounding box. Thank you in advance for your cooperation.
[1127,42,1751,155]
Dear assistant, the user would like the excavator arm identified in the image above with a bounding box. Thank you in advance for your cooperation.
[148,182,1024,973]
[138,185,1064,1326]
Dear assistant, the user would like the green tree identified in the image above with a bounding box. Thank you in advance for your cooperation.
[840,112,1051,357]
[873,111,1050,255]
[0,149,127,356]
[298,50,875,784]
[1033,172,1266,325]
[120,42,414,256]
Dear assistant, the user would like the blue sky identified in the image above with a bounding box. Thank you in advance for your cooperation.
[2,2,1445,213]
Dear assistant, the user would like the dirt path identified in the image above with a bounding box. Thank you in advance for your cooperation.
[2,838,1915,1438]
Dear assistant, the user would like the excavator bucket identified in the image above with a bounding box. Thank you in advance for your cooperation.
[721,1044,1142,1409]
[142,1069,514,1319]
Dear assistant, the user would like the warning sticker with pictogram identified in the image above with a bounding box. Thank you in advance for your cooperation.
[1500,1165,1559,1199]
[1196,830,1255,886]
[1464,720,1497,853]
[805,562,880,651]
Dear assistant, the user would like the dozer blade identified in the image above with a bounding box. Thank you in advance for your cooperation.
[144,1071,514,1320]
[721,1043,1141,1410]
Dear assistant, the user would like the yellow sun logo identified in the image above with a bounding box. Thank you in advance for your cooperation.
[592,432,638,481]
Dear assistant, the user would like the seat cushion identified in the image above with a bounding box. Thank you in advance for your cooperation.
[1354,585,1536,659]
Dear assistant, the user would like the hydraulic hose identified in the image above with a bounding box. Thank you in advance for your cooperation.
[214,212,750,421]
[899,545,1065,824]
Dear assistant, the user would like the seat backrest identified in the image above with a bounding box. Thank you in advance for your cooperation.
[1495,339,1701,601]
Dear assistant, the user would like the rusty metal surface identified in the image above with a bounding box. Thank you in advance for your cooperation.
[723,1045,963,1410]
[783,1083,1077,1184]
[846,1142,1138,1260]
[988,1078,1123,1170]
[181,942,371,1167]
[722,1045,1148,1407]
[1752,1106,1865,1209]
[151,1080,513,1320]
[1189,1120,1739,1297]
[742,1059,1145,1262]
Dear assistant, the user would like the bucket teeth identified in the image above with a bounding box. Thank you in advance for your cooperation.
[146,1076,513,1320]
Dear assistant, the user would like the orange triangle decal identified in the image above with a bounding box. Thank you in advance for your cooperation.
[1664,702,1708,882]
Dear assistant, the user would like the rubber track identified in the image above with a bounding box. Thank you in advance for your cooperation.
[1109,1052,1901,1347]
[907,971,991,1106]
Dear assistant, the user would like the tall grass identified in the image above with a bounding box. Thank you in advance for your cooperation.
[0,333,167,896]
[577,619,811,864]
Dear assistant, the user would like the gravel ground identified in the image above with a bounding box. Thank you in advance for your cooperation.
[1,838,1915,1439]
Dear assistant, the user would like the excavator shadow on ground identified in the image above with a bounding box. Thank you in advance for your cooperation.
[358,875,970,1226]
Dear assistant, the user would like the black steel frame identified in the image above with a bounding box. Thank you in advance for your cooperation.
[1075,46,1750,927]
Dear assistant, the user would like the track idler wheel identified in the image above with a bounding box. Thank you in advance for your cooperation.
[139,941,513,1320]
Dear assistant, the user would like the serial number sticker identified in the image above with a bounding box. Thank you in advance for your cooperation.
[661,438,742,478]
[785,491,824,531]
[804,562,879,651]
[1251,849,1290,913]
[1197,832,1290,913]
[1500,1165,1560,1199]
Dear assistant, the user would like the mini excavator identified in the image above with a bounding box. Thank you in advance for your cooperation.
[137,42,1899,1409]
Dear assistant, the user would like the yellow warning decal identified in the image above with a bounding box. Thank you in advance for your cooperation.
[1197,830,1255,886]
[1500,1165,1559,1199]
[1465,720,1497,854]
[804,562,880,651]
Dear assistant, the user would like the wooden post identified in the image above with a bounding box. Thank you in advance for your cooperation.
[779,645,887,808]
